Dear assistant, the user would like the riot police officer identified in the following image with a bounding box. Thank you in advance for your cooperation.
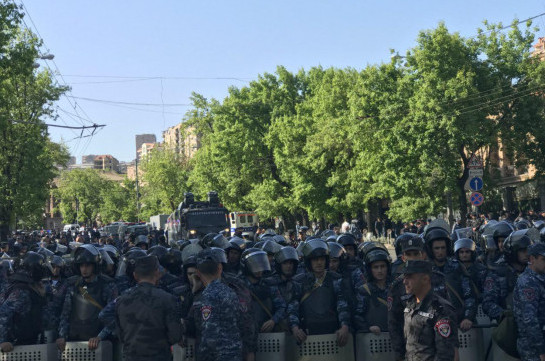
[0,252,48,352]
[238,248,286,333]
[224,236,246,275]
[423,220,476,330]
[56,244,118,351]
[513,243,545,361]
[483,229,531,321]
[403,260,458,360]
[43,255,69,342]
[288,239,351,346]
[355,247,392,334]
[454,238,487,297]
[116,255,183,361]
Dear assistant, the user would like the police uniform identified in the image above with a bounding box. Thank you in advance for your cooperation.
[0,272,46,345]
[288,271,351,335]
[58,273,118,341]
[513,244,545,361]
[43,277,69,339]
[221,273,256,357]
[116,256,183,361]
[355,279,391,332]
[198,278,243,361]
[482,256,522,321]
[402,260,458,361]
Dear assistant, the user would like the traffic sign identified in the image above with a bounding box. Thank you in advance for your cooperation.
[468,154,483,169]
[468,169,483,177]
[469,177,483,191]
[470,192,484,206]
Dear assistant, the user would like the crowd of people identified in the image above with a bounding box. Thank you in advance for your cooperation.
[0,212,545,361]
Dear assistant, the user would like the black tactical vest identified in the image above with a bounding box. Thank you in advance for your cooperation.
[68,276,105,341]
[301,275,338,335]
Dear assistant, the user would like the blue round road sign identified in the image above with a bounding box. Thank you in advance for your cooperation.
[470,192,484,207]
[469,177,483,191]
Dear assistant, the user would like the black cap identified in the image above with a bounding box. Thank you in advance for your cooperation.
[135,255,159,274]
[528,243,545,257]
[402,260,432,275]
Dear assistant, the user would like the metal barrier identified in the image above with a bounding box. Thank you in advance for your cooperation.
[295,333,354,361]
[172,338,195,361]
[0,343,57,361]
[257,332,296,361]
[60,341,113,361]
[355,332,395,361]
[458,328,484,361]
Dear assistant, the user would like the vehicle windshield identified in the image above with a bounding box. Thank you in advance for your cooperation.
[186,210,228,228]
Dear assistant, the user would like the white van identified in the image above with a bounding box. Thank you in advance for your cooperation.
[229,212,258,236]
[63,224,79,236]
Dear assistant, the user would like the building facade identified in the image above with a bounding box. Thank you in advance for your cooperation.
[162,122,201,159]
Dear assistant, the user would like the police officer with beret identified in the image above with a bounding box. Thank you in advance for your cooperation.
[115,255,183,361]
[403,260,458,361]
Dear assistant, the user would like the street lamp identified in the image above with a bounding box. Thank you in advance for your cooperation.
[32,53,55,68]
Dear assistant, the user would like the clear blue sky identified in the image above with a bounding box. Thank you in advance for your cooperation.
[22,0,545,162]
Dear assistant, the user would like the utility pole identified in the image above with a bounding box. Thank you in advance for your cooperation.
[135,136,140,222]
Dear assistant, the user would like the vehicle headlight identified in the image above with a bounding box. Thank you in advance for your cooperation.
[225,228,230,233]
[189,229,197,235]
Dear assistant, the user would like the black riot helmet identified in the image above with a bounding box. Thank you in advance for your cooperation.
[73,244,101,275]
[274,246,299,276]
[533,220,545,231]
[261,240,282,256]
[209,247,228,265]
[327,242,347,259]
[337,233,357,247]
[358,241,388,260]
[134,235,149,250]
[116,247,146,279]
[225,236,246,253]
[364,249,392,281]
[454,238,477,261]
[394,233,418,256]
[503,229,533,263]
[180,240,203,264]
[514,219,531,230]
[273,234,288,246]
[240,248,271,276]
[196,248,226,266]
[165,248,183,276]
[492,221,514,247]
[200,233,229,249]
[302,239,330,270]
[147,245,170,267]
[18,251,47,282]
[541,227,545,243]
[423,219,453,258]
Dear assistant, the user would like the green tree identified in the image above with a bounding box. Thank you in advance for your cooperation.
[99,178,138,224]
[54,169,107,225]
[139,147,191,219]
[0,2,69,238]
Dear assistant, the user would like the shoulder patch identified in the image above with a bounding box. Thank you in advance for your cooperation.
[387,296,393,311]
[522,288,536,302]
[201,305,212,321]
[435,319,451,338]
[484,278,495,291]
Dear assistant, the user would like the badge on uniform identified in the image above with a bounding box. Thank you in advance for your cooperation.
[240,299,248,313]
[201,305,212,321]
[387,296,393,311]
[435,319,451,338]
[523,288,536,302]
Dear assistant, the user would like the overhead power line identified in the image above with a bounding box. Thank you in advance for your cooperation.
[71,96,192,107]
[10,119,106,130]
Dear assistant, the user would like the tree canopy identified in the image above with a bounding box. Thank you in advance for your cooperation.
[184,19,545,223]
